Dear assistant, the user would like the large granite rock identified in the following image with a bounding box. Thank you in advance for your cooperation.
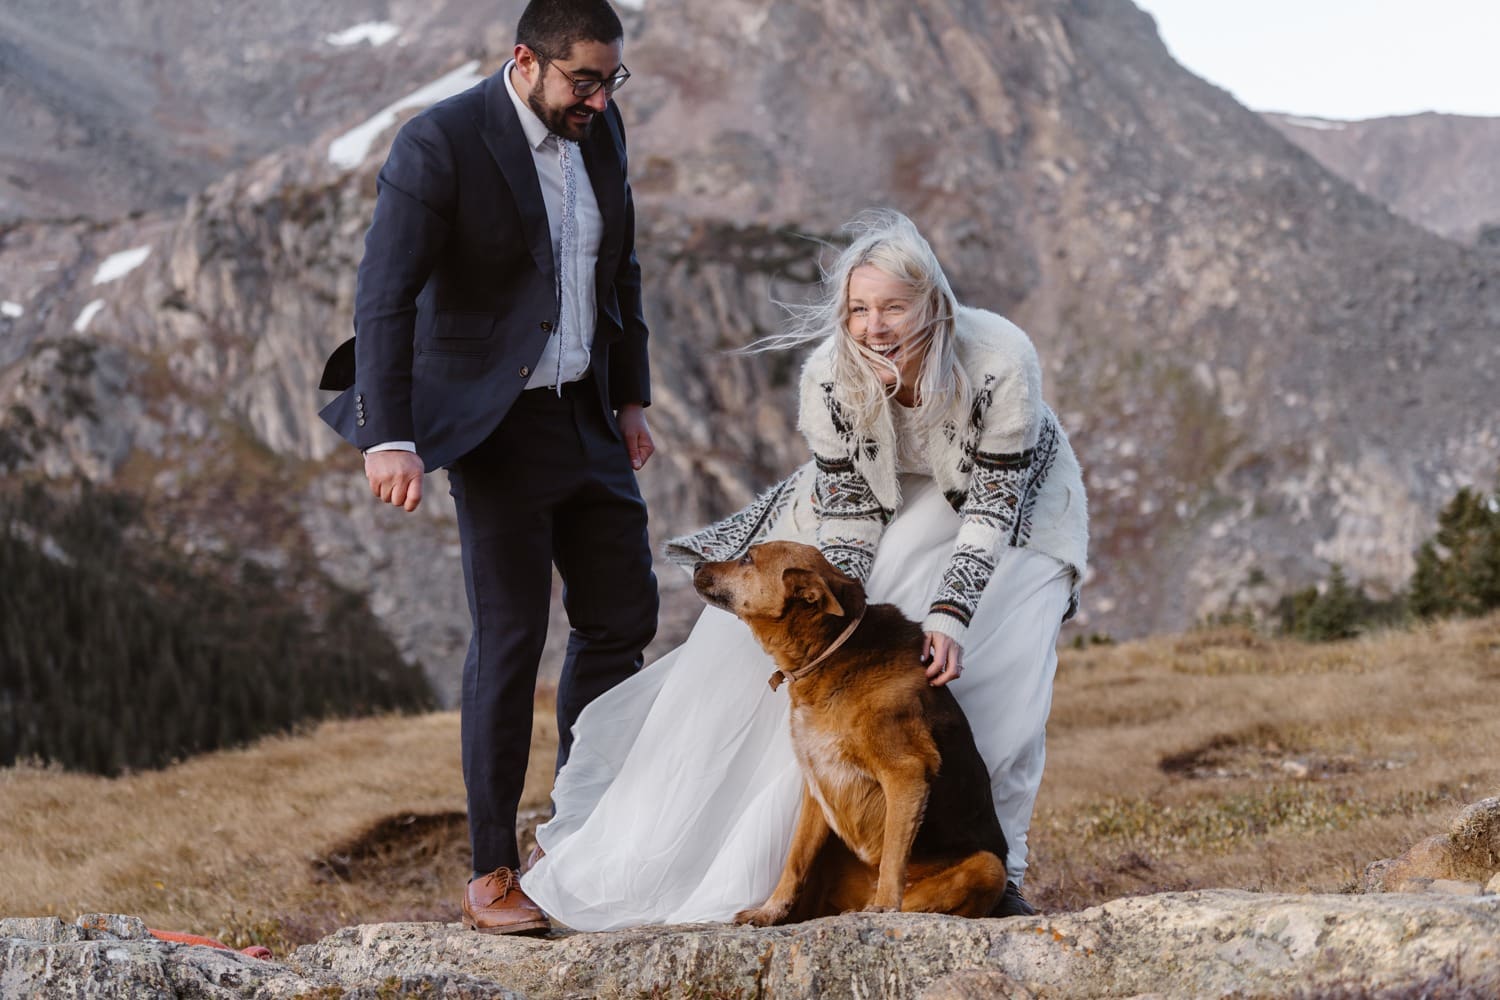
[1365,796,1500,894]
[6,890,1499,998]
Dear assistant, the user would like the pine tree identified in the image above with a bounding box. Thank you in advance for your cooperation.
[1409,540,1449,619]
[1408,485,1500,619]
[1302,564,1362,641]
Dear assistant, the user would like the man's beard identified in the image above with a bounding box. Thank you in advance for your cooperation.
[528,91,596,141]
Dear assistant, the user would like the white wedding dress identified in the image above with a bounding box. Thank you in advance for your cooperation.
[522,472,1073,931]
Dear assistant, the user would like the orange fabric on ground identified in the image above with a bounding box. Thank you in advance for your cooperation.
[148,927,273,960]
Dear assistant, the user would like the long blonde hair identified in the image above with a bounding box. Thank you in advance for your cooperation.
[756,210,970,436]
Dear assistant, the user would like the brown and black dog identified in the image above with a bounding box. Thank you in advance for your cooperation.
[693,540,1009,924]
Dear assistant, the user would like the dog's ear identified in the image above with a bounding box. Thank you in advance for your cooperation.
[782,566,846,617]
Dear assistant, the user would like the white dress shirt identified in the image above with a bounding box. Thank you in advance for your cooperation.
[368,61,604,455]
[503,60,602,391]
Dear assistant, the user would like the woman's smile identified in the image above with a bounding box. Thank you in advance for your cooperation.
[847,265,927,400]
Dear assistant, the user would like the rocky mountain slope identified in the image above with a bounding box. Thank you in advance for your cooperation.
[0,0,528,223]
[1267,111,1500,245]
[2,0,1499,701]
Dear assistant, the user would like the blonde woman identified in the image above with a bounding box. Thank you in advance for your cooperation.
[523,211,1088,929]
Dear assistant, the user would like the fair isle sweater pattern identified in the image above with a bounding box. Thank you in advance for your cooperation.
[811,452,885,584]
[813,386,1062,634]
[928,415,1059,627]
[661,470,803,567]
[797,308,1087,645]
[666,308,1088,644]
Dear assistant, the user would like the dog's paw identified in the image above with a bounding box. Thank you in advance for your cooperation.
[733,904,786,927]
[862,904,897,913]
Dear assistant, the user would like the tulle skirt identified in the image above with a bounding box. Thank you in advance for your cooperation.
[522,474,1073,930]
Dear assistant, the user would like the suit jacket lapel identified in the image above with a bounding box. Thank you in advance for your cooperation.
[580,110,626,275]
[477,70,554,282]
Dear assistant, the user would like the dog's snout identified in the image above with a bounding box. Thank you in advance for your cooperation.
[692,562,720,602]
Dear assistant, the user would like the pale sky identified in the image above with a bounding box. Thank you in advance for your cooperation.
[1132,0,1500,121]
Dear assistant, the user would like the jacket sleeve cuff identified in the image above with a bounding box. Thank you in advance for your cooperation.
[921,609,970,646]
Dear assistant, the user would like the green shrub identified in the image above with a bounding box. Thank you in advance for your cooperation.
[1274,564,1405,642]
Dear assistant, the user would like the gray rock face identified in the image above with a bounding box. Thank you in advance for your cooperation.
[6,891,1500,998]
[2,0,1500,698]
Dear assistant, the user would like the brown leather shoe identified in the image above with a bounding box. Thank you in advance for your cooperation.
[462,868,550,935]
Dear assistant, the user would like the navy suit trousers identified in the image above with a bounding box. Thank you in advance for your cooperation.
[447,379,658,872]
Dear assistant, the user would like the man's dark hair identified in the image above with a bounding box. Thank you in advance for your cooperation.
[516,0,624,60]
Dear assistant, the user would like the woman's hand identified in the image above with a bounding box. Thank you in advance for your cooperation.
[922,632,963,686]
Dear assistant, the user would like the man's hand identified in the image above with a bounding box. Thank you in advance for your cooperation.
[365,450,425,512]
[922,632,963,686]
[617,403,655,471]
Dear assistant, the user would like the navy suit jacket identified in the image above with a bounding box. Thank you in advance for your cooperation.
[318,69,651,471]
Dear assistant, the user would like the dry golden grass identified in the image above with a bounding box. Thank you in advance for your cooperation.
[0,706,557,952]
[2,615,1497,951]
[1030,612,1500,910]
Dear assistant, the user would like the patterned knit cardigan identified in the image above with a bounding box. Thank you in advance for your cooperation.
[667,306,1089,646]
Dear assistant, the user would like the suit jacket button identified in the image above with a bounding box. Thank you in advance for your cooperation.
[540,321,553,332]
[356,393,364,402]
[356,418,366,427]
[519,366,530,378]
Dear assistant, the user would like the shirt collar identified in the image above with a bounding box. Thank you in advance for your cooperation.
[503,59,556,151]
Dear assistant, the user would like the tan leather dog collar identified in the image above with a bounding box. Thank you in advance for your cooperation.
[769,608,867,692]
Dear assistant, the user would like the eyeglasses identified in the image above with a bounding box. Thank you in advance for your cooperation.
[531,48,631,97]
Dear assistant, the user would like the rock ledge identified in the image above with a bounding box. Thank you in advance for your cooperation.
[5,890,1500,998]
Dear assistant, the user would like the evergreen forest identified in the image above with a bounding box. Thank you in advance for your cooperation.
[0,483,434,775]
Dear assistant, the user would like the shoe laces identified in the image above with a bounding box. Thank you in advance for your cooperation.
[482,867,518,899]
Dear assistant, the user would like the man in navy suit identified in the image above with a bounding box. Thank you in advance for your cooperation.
[319,0,658,934]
